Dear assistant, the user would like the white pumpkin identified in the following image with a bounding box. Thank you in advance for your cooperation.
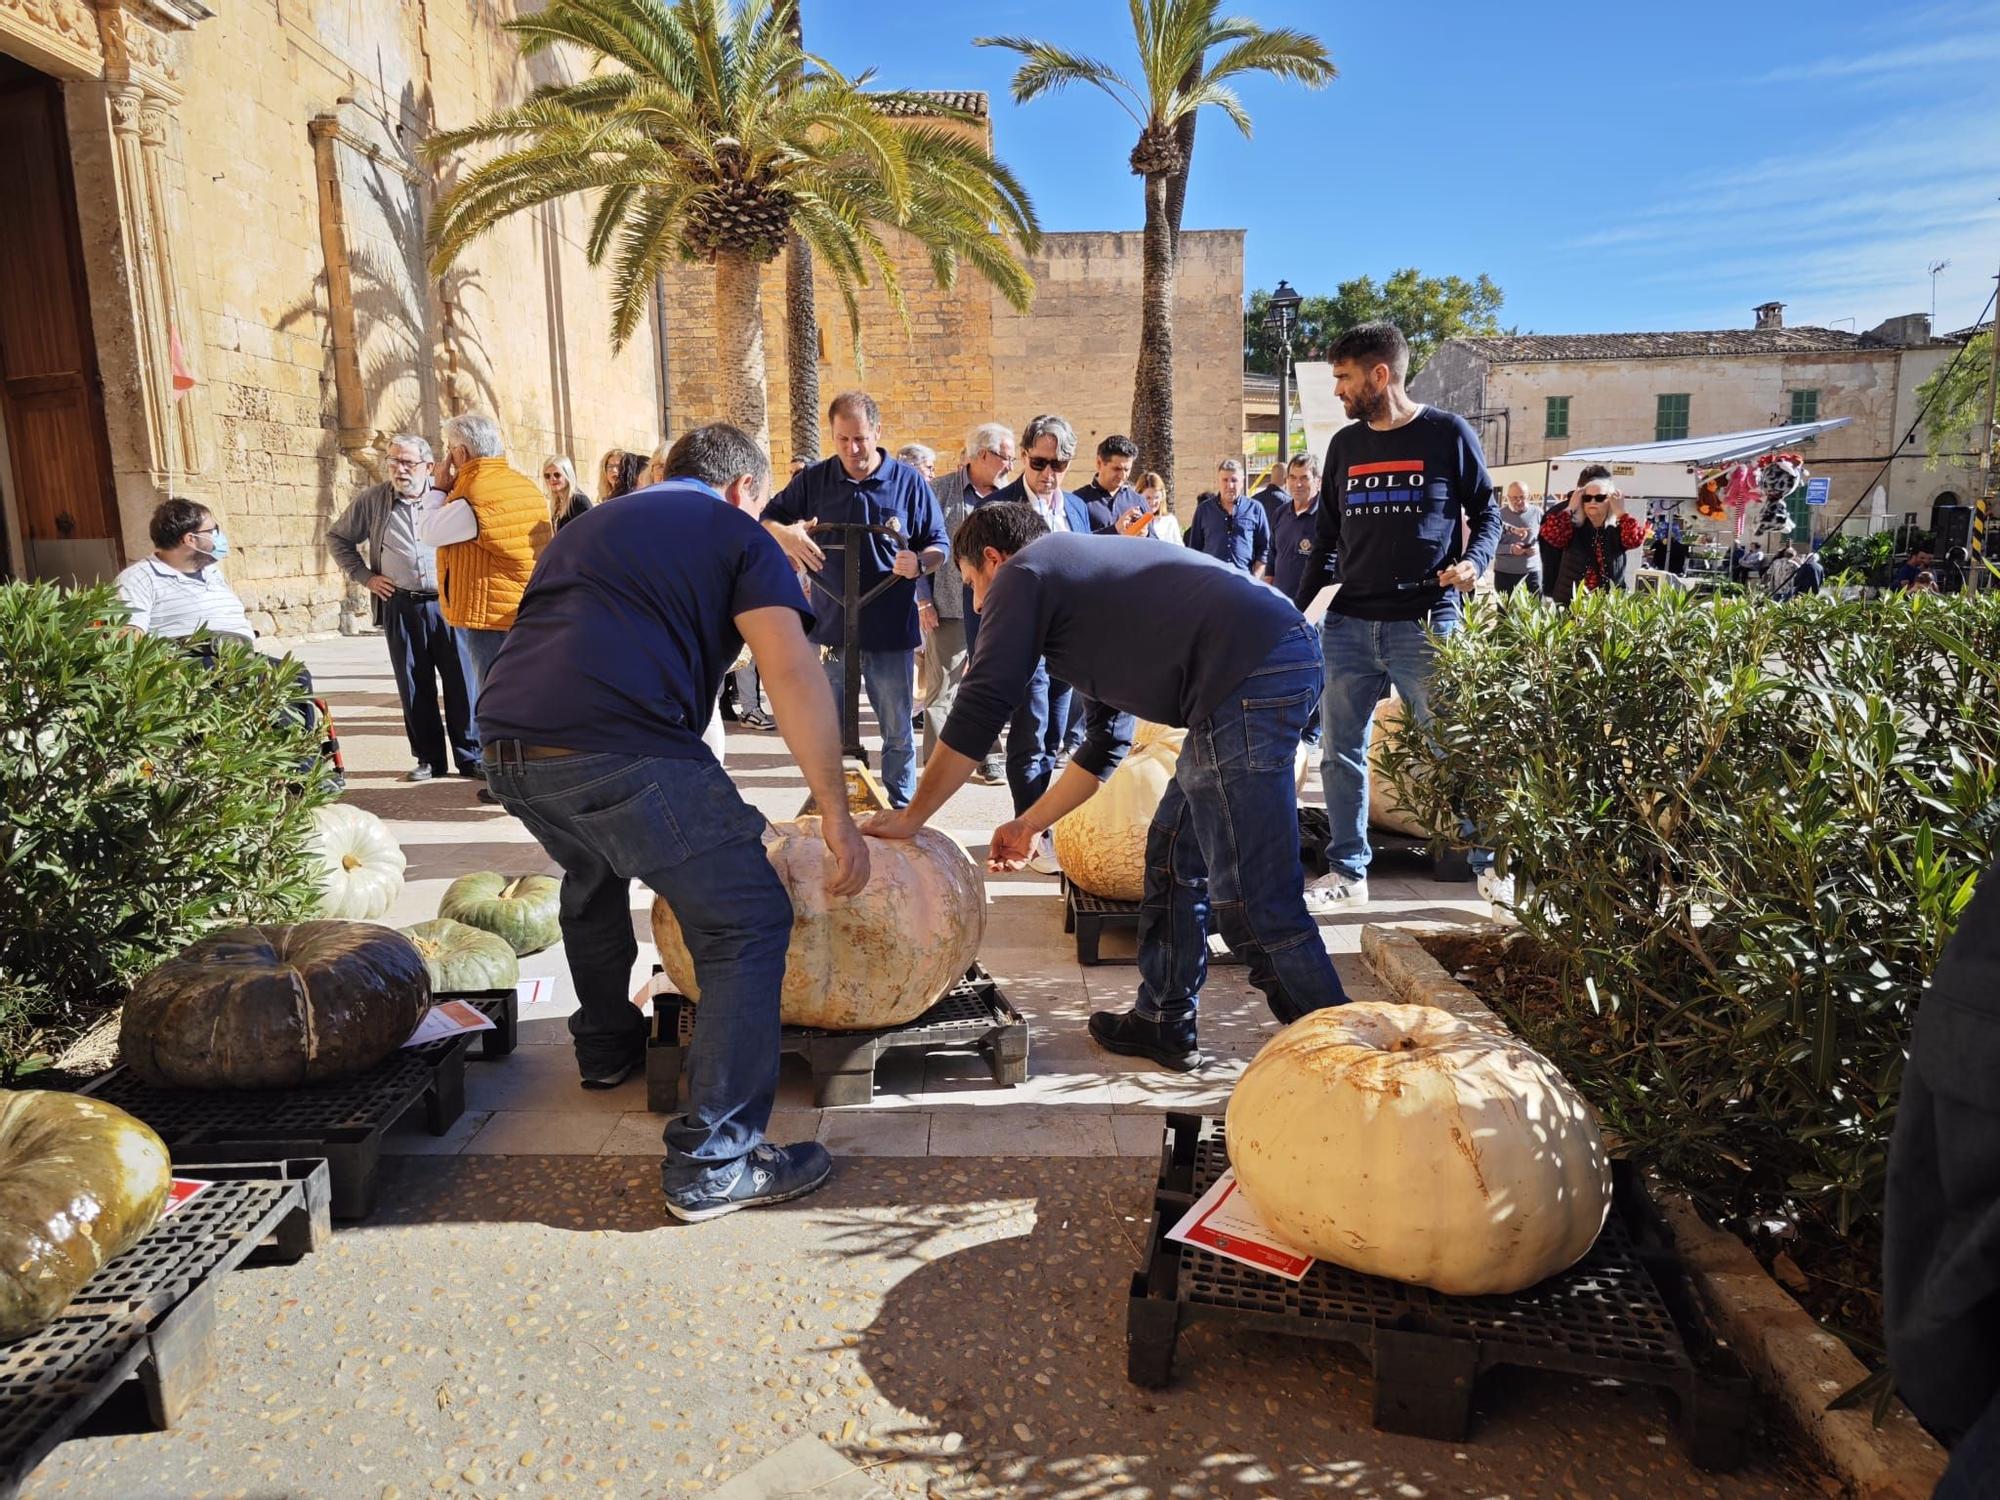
[1050,721,1186,900]
[1225,1002,1612,1296]
[651,817,985,1030]
[310,803,406,920]
[1368,695,1430,837]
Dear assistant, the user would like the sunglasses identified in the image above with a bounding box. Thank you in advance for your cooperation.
[1026,455,1070,474]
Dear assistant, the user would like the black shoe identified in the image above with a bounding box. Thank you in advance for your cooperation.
[580,1056,642,1091]
[457,762,485,781]
[477,786,501,805]
[405,764,435,783]
[1088,1009,1207,1073]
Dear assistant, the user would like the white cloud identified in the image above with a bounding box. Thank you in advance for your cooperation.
[1759,33,2000,83]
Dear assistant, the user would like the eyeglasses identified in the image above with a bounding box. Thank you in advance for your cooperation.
[388,456,425,468]
[1026,456,1070,474]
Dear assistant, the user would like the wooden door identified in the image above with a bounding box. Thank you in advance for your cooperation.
[0,66,119,583]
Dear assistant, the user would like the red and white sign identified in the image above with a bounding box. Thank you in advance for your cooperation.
[1167,1169,1315,1282]
[160,1179,210,1218]
[402,999,497,1048]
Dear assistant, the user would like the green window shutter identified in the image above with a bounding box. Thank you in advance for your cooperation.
[1545,396,1570,440]
[1656,393,1690,442]
[1787,389,1819,424]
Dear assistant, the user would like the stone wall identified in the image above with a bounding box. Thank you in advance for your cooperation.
[21,0,665,635]
[661,228,1245,522]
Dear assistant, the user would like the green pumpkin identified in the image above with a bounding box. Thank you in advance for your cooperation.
[439,872,562,955]
[401,917,520,993]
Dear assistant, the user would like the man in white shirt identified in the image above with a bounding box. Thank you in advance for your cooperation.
[115,499,256,645]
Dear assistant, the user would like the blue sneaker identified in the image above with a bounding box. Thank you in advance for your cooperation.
[663,1142,834,1223]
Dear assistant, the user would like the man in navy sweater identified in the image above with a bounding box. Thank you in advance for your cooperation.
[1290,323,1502,910]
[866,506,1349,1071]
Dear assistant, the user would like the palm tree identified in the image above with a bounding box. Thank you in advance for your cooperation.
[979,2,1331,508]
[426,0,1039,452]
[776,1,820,465]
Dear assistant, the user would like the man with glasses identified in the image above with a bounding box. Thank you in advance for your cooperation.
[763,391,948,809]
[920,421,1016,774]
[983,414,1090,872]
[329,435,481,782]
[117,499,258,646]
[1186,459,1273,578]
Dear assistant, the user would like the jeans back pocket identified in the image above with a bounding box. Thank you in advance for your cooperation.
[1238,684,1318,771]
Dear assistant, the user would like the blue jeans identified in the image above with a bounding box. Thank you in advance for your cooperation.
[384,592,479,772]
[1938,1385,2000,1499]
[1005,660,1071,817]
[483,748,791,1193]
[1136,624,1349,1032]
[1318,611,1486,879]
[822,647,915,808]
[460,626,509,694]
[734,661,762,715]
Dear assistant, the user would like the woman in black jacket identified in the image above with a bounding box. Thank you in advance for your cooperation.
[540,455,592,531]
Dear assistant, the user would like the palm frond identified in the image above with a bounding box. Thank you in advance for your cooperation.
[974,35,1146,124]
[1174,81,1249,137]
[1197,28,1335,91]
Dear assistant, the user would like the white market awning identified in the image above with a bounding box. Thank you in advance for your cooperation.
[1556,417,1853,467]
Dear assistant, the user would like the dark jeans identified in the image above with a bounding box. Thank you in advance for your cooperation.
[1136,623,1349,1033]
[484,747,791,1193]
[1005,660,1072,818]
[1939,1385,2000,1499]
[384,591,479,772]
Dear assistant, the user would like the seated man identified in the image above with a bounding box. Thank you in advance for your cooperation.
[866,506,1349,1072]
[115,499,257,648]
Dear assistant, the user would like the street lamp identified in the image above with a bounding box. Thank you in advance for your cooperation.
[1264,279,1303,467]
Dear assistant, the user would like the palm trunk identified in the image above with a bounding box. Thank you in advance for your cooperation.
[714,250,769,453]
[1131,169,1177,517]
[785,233,821,463]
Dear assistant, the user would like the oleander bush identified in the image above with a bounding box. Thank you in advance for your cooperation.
[0,582,333,1081]
[1380,587,2000,1250]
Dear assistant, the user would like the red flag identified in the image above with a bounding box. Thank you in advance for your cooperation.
[169,323,196,396]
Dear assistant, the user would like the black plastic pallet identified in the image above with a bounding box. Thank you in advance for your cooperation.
[649,965,1028,1109]
[1300,804,1477,884]
[436,986,520,1060]
[81,992,510,1221]
[1127,1114,1751,1470]
[1060,879,1248,968]
[0,1159,331,1499]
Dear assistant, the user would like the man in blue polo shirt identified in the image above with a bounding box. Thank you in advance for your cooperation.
[477,423,868,1224]
[865,505,1348,1072]
[762,390,947,809]
[1186,458,1272,577]
[981,413,1090,873]
[1072,434,1147,534]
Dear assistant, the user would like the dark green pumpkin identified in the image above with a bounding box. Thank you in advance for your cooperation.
[438,873,561,955]
[1,1091,172,1341]
[119,921,431,1089]
[401,917,520,992]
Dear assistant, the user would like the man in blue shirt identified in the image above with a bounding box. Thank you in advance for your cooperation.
[478,424,868,1223]
[865,506,1348,1072]
[1072,434,1147,535]
[762,391,947,808]
[982,413,1090,872]
[1185,459,1272,577]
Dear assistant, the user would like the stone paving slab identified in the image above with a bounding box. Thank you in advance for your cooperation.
[21,1155,1820,1499]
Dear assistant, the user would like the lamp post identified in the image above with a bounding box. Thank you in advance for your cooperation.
[1264,280,1303,468]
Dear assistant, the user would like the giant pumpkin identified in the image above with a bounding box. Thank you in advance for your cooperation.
[651,817,984,1030]
[311,803,406,920]
[1225,1003,1611,1295]
[1050,721,1186,901]
[120,921,431,1089]
[440,873,562,955]
[0,1092,172,1341]
[1367,696,1430,838]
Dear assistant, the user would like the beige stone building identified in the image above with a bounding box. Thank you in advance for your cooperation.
[1411,304,1982,533]
[0,10,1242,635]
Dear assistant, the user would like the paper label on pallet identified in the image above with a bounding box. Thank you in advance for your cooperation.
[1167,1169,1315,1281]
[160,1179,210,1218]
[402,999,498,1048]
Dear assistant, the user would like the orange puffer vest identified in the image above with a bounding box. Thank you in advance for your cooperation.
[438,457,552,631]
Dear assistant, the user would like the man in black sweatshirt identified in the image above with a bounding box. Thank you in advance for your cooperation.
[1289,322,1502,910]
[865,504,1349,1070]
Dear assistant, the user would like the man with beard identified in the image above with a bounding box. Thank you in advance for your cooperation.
[327,434,481,781]
[1290,322,1502,911]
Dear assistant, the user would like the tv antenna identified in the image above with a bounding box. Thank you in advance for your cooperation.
[1929,259,1952,326]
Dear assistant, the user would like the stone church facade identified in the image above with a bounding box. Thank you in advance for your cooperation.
[0,0,1241,637]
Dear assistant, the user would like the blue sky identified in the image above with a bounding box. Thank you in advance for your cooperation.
[806,0,2000,336]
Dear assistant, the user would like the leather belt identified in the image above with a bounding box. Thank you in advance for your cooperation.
[396,588,439,601]
[488,740,579,763]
